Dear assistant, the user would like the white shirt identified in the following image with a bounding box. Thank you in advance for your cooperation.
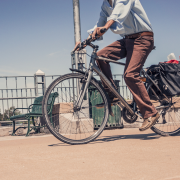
[88,0,153,37]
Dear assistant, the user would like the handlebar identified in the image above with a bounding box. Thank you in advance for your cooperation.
[99,28,107,34]
[73,28,107,53]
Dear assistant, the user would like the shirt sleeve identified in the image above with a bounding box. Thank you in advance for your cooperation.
[87,7,107,40]
[87,8,107,33]
[97,8,107,27]
[107,0,133,24]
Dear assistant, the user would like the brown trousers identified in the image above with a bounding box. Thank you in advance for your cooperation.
[96,35,157,119]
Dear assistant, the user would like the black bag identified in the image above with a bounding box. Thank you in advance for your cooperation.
[147,62,180,97]
[159,62,180,96]
[146,64,160,78]
[146,64,161,100]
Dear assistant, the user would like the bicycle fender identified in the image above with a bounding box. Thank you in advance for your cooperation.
[69,68,85,74]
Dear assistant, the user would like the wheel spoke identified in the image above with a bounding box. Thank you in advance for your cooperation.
[42,73,109,144]
[150,89,180,135]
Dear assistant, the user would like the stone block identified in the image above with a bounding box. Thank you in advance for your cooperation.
[0,127,11,137]
[52,102,74,115]
[39,127,50,134]
[58,113,94,134]
[17,128,24,135]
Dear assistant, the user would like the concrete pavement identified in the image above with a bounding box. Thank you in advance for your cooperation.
[0,128,180,180]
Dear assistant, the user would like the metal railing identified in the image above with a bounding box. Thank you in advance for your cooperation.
[0,72,132,121]
[113,74,133,100]
[0,75,36,119]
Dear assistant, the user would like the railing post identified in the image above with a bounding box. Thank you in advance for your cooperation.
[34,70,46,129]
[34,70,46,97]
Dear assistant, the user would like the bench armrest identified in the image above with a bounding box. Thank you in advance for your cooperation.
[28,104,41,113]
[28,103,51,113]
[29,103,51,107]
[13,108,29,116]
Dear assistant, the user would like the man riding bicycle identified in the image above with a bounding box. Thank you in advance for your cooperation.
[74,0,160,131]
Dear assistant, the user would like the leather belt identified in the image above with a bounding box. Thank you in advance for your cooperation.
[125,31,154,39]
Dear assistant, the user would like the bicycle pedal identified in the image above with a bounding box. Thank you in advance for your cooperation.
[111,102,119,106]
[95,102,119,109]
[95,106,104,109]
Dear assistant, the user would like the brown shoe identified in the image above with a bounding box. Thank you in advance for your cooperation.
[139,112,160,131]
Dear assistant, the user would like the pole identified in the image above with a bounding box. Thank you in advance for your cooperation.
[72,0,87,69]
[72,0,89,119]
[72,0,81,44]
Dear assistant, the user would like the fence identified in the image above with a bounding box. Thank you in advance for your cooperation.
[0,70,132,121]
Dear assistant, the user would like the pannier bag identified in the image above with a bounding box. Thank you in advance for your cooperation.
[147,61,180,97]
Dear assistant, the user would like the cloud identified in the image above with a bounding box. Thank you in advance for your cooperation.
[48,51,60,56]
[48,49,70,56]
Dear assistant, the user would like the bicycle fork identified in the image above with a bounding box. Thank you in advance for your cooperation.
[75,52,96,109]
[75,70,93,109]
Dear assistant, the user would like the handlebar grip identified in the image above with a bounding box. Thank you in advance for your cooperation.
[94,28,107,40]
[100,28,107,33]
[73,29,107,52]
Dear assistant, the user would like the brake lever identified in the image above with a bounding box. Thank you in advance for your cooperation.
[72,41,86,53]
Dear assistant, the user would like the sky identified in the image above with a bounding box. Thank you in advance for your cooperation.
[0,0,180,77]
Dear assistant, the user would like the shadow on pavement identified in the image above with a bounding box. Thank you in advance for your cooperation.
[48,132,160,146]
[92,133,160,144]
[48,143,71,147]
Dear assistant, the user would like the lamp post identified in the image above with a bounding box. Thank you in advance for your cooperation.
[72,0,87,70]
[72,0,81,44]
[72,0,89,119]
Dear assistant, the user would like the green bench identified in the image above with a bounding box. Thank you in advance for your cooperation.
[10,92,58,136]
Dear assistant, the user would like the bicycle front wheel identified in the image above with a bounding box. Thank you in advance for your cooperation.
[42,73,109,145]
[147,83,180,136]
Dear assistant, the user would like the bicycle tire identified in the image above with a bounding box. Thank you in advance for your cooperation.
[42,73,109,145]
[147,83,180,136]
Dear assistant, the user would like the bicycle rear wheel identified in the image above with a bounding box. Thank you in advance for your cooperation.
[147,83,180,136]
[42,73,109,145]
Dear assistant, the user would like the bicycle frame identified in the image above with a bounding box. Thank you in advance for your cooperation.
[75,46,135,116]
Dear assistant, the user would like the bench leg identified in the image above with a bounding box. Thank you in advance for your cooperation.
[12,121,16,136]
[32,117,36,126]
[26,118,30,136]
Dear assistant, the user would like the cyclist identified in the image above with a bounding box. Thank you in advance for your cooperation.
[74,0,160,131]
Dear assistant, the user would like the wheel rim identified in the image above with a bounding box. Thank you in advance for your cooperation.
[151,96,180,135]
[43,74,109,144]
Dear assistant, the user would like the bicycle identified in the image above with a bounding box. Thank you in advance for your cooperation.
[42,29,180,145]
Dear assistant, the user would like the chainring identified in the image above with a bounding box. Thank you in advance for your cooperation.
[122,106,138,124]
